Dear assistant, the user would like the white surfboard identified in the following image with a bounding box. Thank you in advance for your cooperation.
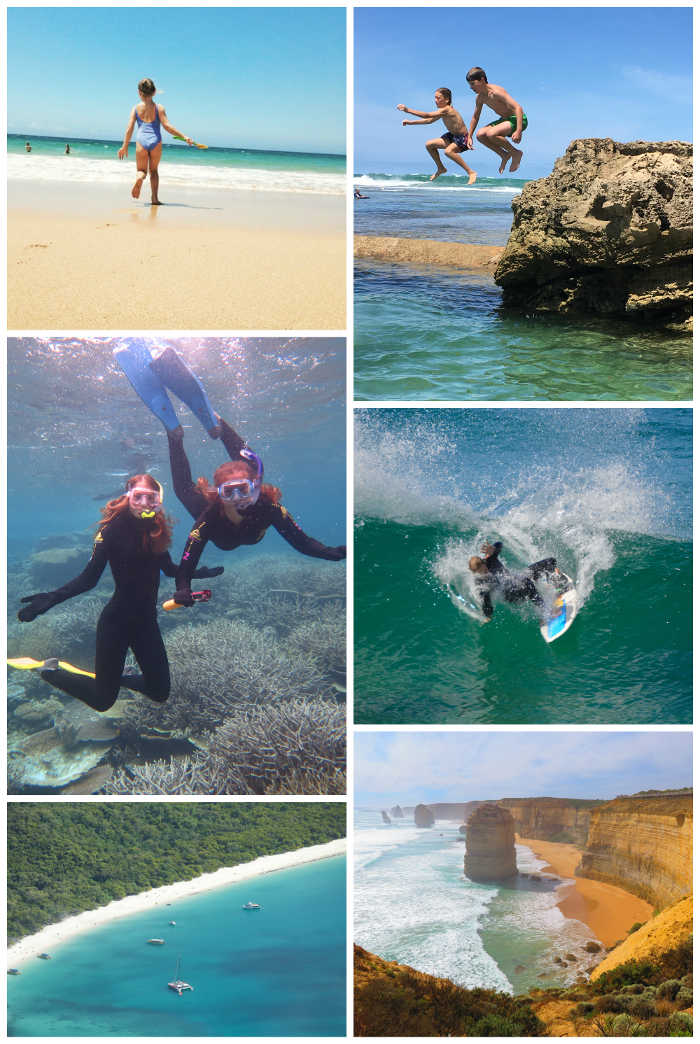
[539,572,578,644]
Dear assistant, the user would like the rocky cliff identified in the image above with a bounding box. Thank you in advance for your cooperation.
[494,139,692,326]
[577,794,692,909]
[464,802,517,882]
[591,896,692,981]
[500,797,602,846]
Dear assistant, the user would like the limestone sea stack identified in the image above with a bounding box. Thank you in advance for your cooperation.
[494,139,692,326]
[381,811,391,824]
[464,803,517,882]
[414,804,435,828]
[390,805,404,818]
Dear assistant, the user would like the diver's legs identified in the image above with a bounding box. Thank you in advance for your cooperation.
[40,606,129,712]
[128,615,170,704]
[149,347,219,436]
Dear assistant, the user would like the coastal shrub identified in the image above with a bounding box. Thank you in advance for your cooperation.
[669,1011,693,1036]
[657,978,682,1000]
[593,959,657,993]
[574,1001,595,1016]
[675,986,692,1008]
[470,1013,526,1036]
[621,984,646,994]
[680,973,692,989]
[645,1015,671,1036]
[656,938,693,981]
[611,1013,645,1036]
[628,922,645,934]
[594,993,631,1014]
[628,996,656,1019]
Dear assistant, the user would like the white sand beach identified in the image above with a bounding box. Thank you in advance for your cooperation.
[8,837,346,967]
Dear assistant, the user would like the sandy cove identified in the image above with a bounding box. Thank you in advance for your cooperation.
[8,182,345,329]
[519,837,653,948]
[355,234,503,272]
[8,838,346,967]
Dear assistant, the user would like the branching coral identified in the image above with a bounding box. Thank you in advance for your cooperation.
[103,696,346,795]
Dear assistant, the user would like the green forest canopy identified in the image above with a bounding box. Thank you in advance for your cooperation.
[8,802,345,941]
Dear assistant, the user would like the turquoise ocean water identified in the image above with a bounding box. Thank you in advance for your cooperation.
[353,174,692,400]
[355,811,596,996]
[8,854,346,1036]
[8,134,345,195]
[354,408,691,724]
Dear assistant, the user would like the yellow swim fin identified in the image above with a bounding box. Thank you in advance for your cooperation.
[8,657,96,679]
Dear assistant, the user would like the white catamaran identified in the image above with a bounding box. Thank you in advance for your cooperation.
[168,957,193,996]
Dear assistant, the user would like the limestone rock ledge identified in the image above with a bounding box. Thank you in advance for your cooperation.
[494,139,692,325]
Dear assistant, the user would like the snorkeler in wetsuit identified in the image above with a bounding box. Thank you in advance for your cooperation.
[468,541,560,620]
[16,475,222,712]
[113,341,346,608]
[168,418,345,605]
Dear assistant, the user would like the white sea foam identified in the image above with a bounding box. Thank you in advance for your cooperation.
[8,153,346,195]
[354,173,521,194]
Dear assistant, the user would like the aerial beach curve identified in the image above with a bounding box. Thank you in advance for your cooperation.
[8,838,346,968]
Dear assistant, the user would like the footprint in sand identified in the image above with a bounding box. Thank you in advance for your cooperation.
[28,243,50,249]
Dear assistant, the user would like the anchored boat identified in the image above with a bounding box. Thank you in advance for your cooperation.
[168,957,193,996]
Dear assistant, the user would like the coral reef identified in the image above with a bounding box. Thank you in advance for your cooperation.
[102,696,346,795]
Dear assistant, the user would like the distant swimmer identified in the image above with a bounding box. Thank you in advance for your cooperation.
[25,141,31,153]
[354,189,369,199]
[65,144,71,155]
[466,67,527,174]
[468,542,563,620]
[118,77,194,204]
[397,88,477,184]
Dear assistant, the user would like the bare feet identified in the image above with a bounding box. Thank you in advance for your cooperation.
[498,155,509,175]
[131,173,146,198]
[467,170,477,186]
[509,150,523,173]
[150,199,162,205]
[430,164,447,181]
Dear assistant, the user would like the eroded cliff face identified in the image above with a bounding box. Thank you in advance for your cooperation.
[464,802,517,882]
[500,797,600,846]
[577,794,692,909]
[494,139,692,326]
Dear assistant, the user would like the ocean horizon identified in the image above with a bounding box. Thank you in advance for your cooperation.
[8,133,346,195]
[8,854,347,1037]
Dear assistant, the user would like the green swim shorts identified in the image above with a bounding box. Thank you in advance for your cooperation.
[487,113,528,132]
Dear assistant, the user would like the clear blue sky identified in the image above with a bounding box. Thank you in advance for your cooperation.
[8,7,346,154]
[355,732,692,806]
[355,7,692,177]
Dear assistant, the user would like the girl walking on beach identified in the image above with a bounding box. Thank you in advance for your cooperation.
[118,78,194,204]
[14,474,223,712]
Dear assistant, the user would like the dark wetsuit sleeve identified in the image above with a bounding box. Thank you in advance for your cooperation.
[479,588,494,619]
[168,434,208,519]
[271,504,344,560]
[219,418,247,461]
[175,515,211,591]
[485,542,504,574]
[158,552,178,578]
[43,532,110,609]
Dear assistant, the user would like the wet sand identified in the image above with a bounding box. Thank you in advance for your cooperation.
[519,837,653,948]
[8,838,346,967]
[355,234,503,271]
[8,181,345,329]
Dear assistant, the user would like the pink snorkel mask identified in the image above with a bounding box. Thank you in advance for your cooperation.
[127,480,164,519]
[217,448,263,510]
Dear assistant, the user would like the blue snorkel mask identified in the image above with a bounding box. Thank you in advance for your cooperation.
[217,448,263,510]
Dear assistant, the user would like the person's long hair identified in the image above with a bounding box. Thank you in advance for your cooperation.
[99,474,172,553]
[195,460,281,510]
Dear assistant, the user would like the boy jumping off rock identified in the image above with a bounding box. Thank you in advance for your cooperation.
[465,67,526,174]
[397,88,477,184]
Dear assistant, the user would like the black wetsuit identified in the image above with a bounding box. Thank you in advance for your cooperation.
[17,512,215,712]
[168,418,345,595]
[475,542,557,619]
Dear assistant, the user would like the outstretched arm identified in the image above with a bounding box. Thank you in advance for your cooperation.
[118,110,136,159]
[18,537,109,621]
[272,504,346,560]
[397,103,445,125]
[158,105,193,145]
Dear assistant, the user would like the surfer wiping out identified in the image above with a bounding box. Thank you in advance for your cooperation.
[468,542,563,620]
